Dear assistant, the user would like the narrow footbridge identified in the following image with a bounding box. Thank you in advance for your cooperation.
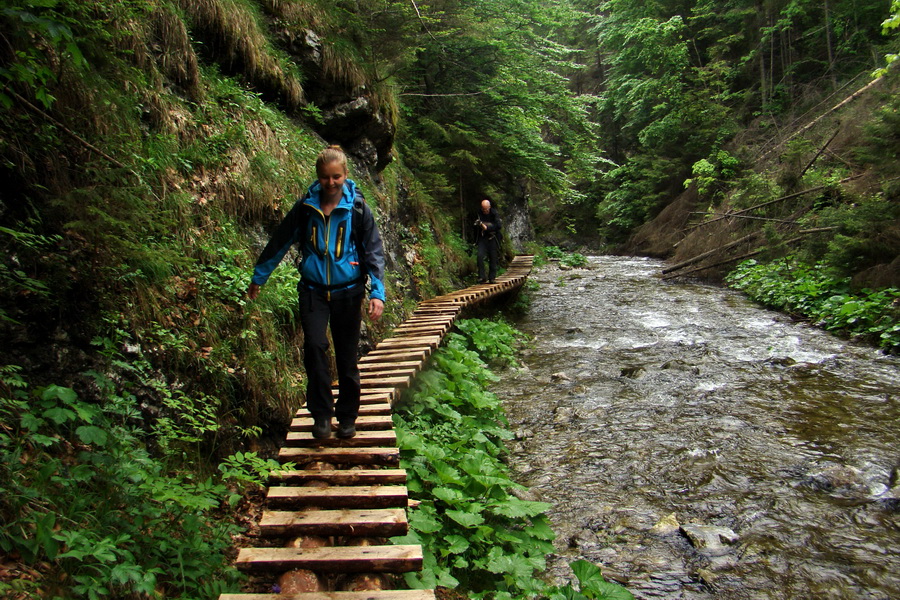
[222,255,534,599]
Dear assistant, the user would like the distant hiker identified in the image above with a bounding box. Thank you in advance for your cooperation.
[475,198,502,283]
[246,145,385,441]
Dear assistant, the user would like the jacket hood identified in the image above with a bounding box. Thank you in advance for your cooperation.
[304,178,358,210]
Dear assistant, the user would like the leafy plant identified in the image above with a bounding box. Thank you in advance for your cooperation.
[0,369,245,599]
[726,257,900,352]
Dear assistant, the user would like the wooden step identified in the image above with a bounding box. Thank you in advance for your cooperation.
[279,446,400,465]
[290,415,394,432]
[258,508,407,537]
[360,349,428,362]
[358,367,418,378]
[221,591,435,599]
[235,544,423,573]
[295,400,392,415]
[356,404,394,415]
[270,468,407,486]
[359,392,394,404]
[360,376,411,389]
[375,337,441,349]
[400,317,455,325]
[358,360,421,372]
[267,485,408,509]
[284,429,397,447]
[366,346,433,357]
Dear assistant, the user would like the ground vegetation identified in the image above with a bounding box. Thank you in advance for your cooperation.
[1,0,899,597]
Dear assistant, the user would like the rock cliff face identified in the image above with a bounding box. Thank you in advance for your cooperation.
[276,28,395,172]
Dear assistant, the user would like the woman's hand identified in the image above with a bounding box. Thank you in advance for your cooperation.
[247,283,260,300]
[368,298,384,321]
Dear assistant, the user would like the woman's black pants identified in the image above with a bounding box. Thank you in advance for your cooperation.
[298,287,364,424]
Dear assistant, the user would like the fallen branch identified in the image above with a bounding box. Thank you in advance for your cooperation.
[662,228,835,280]
[682,173,863,233]
[757,74,882,162]
[690,212,802,225]
[799,125,841,179]
[7,87,130,172]
[661,232,759,274]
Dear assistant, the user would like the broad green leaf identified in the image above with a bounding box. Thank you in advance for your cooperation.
[76,425,108,446]
[445,509,484,528]
[41,384,77,404]
[443,534,470,555]
[42,406,76,425]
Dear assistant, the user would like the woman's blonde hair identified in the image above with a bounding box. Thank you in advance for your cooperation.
[315,145,348,174]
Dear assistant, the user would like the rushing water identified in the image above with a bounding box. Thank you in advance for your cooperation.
[495,256,900,600]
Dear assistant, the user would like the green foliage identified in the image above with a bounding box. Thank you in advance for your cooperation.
[0,368,244,599]
[685,150,741,200]
[392,319,632,599]
[726,257,900,352]
[392,324,553,594]
[454,318,527,367]
[545,246,589,268]
[0,0,90,109]
[807,195,900,276]
[0,224,59,323]
[875,0,900,76]
[543,560,635,600]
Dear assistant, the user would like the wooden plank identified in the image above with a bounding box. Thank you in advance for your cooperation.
[266,485,408,509]
[376,337,441,349]
[393,329,449,337]
[258,508,407,537]
[235,544,423,573]
[360,393,393,405]
[359,361,420,372]
[402,315,456,322]
[290,415,394,431]
[360,350,427,363]
[356,388,399,399]
[270,468,407,485]
[279,446,399,465]
[221,589,435,599]
[360,376,411,388]
[295,402,393,416]
[365,348,433,358]
[284,429,397,447]
[357,367,418,378]
[356,404,394,416]
[393,327,449,336]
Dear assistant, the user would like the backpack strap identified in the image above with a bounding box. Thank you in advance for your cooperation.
[352,193,368,276]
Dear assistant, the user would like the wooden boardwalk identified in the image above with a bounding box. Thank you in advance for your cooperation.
[224,256,534,599]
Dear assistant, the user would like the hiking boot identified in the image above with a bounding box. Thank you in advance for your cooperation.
[312,418,332,439]
[336,420,357,439]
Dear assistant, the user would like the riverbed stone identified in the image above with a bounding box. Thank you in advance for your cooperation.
[650,512,680,535]
[680,524,738,558]
[802,462,867,493]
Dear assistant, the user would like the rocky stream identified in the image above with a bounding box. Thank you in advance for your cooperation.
[496,256,900,600]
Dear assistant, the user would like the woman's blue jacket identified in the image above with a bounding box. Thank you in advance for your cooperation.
[250,179,386,302]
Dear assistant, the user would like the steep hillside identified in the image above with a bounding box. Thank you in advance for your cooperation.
[625,69,900,289]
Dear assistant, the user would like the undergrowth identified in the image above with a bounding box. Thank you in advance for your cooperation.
[0,365,285,599]
[726,257,900,352]
[392,318,633,600]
